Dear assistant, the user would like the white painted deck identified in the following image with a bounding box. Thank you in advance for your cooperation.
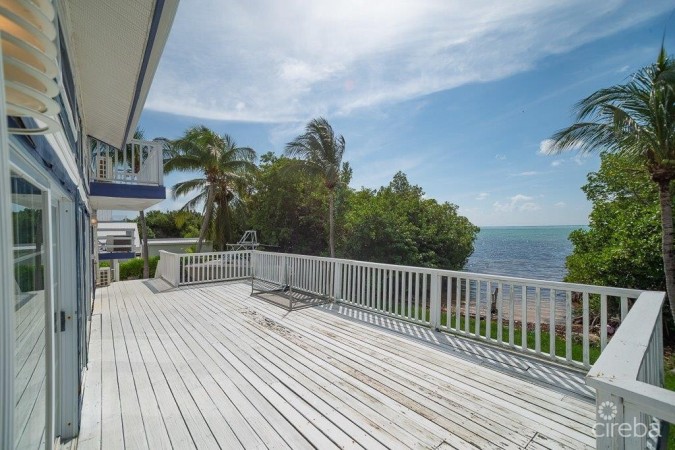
[75,279,596,449]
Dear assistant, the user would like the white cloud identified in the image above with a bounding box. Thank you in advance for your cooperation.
[493,194,541,212]
[495,154,507,160]
[145,0,671,122]
[476,192,489,200]
[551,159,564,167]
[554,201,566,207]
[539,139,555,155]
[514,171,539,176]
[572,154,590,165]
[539,137,588,155]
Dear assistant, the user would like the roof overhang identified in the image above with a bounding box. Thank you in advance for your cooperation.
[59,0,178,149]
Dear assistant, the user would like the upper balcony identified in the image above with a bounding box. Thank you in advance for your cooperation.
[89,138,166,211]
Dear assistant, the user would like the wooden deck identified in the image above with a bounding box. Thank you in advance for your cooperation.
[75,279,596,449]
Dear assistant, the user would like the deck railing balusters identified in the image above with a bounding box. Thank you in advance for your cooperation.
[549,289,556,358]
[565,291,572,362]
[521,285,527,351]
[496,282,503,344]
[156,249,645,369]
[421,272,427,323]
[464,278,470,334]
[475,279,482,337]
[455,277,461,331]
[582,292,590,367]
[509,285,515,347]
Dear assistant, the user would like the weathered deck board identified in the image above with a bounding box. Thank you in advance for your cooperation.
[77,279,595,449]
[199,285,593,449]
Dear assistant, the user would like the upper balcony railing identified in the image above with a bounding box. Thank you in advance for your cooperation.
[90,138,164,186]
[155,250,649,372]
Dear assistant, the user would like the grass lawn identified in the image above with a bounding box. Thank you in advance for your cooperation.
[665,368,675,449]
[383,304,602,364]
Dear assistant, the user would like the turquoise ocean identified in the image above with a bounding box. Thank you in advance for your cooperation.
[464,225,585,282]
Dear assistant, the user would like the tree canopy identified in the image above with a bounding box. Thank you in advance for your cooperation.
[160,125,477,271]
[285,117,346,257]
[165,126,256,250]
[341,172,478,269]
[548,48,675,323]
[246,152,329,255]
[565,153,666,290]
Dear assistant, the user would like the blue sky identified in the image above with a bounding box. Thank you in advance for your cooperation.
[138,1,674,226]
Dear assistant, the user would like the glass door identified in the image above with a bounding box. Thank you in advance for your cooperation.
[11,173,49,450]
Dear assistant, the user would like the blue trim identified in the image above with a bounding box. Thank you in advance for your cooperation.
[99,252,136,261]
[89,181,166,199]
[8,117,77,197]
[122,0,166,144]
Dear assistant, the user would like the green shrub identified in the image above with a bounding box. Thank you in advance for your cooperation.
[118,256,159,280]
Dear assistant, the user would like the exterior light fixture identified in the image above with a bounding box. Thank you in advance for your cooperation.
[0,0,61,134]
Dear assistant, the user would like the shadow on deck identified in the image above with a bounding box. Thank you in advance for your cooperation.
[75,279,596,449]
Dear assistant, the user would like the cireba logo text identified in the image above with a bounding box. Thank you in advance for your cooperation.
[592,402,661,439]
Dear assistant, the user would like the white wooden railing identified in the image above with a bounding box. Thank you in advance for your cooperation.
[155,250,645,369]
[586,291,673,449]
[155,250,251,287]
[90,138,164,186]
[333,255,642,369]
[155,250,180,286]
[252,252,336,299]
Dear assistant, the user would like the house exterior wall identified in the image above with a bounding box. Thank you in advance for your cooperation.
[1,1,177,448]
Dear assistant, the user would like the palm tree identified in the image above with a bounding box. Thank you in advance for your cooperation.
[165,126,256,251]
[285,117,346,257]
[547,47,675,323]
[132,128,151,278]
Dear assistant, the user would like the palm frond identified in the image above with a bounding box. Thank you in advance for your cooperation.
[171,178,208,199]
[179,191,208,212]
[284,117,346,187]
[548,49,675,170]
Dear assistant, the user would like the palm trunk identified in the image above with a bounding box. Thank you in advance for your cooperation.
[657,180,675,324]
[224,195,230,248]
[139,210,150,278]
[329,190,335,258]
[198,187,215,253]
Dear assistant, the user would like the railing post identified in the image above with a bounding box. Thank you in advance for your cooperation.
[429,273,441,330]
[250,251,256,279]
[594,391,623,450]
[282,254,288,287]
[173,253,181,287]
[333,260,343,302]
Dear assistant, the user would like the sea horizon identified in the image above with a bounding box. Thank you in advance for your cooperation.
[476,224,587,228]
[465,225,581,281]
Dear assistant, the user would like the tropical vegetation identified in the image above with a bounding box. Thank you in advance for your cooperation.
[564,153,665,291]
[548,47,675,324]
[341,172,478,268]
[285,117,346,258]
[165,126,256,251]
[133,210,203,240]
[142,119,477,272]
